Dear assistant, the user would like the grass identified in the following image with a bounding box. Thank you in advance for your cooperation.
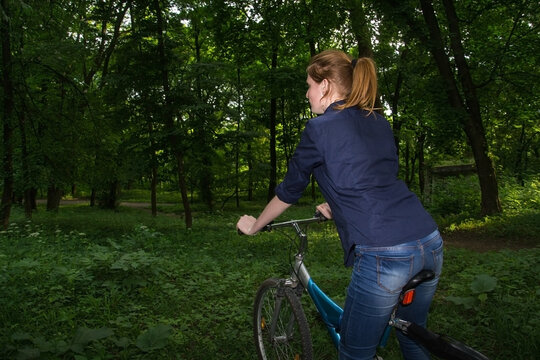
[1,182,539,359]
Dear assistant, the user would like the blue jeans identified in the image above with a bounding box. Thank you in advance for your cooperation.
[339,230,444,360]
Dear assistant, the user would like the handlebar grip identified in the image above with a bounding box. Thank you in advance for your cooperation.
[314,210,328,221]
[237,221,274,235]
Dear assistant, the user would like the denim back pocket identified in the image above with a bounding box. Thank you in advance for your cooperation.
[431,240,444,277]
[377,255,413,294]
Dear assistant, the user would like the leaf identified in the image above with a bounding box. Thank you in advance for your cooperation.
[70,327,114,354]
[11,332,33,341]
[135,324,173,352]
[446,295,476,309]
[54,340,70,354]
[470,274,497,294]
[16,347,40,360]
[32,337,53,352]
[113,337,131,348]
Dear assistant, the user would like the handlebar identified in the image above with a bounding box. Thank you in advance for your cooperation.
[263,211,328,232]
[237,211,329,235]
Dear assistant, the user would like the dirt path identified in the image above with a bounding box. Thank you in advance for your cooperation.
[37,199,175,209]
[441,229,536,252]
[40,199,536,252]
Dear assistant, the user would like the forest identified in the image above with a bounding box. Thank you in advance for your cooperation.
[0,0,537,227]
[0,0,539,359]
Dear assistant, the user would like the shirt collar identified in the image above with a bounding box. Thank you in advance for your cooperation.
[324,100,346,113]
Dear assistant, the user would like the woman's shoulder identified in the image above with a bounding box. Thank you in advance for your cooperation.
[308,106,388,128]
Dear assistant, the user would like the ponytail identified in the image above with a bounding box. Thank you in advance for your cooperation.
[307,50,379,113]
[335,57,378,113]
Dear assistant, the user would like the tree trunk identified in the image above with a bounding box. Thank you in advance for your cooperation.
[90,188,96,207]
[176,154,191,225]
[440,0,501,215]
[304,1,318,201]
[29,188,37,211]
[46,185,63,212]
[99,181,118,209]
[419,0,501,215]
[248,143,253,201]
[80,1,130,212]
[193,23,213,210]
[235,67,242,207]
[349,0,374,58]
[348,0,383,113]
[267,47,278,202]
[404,141,411,186]
[513,122,528,186]
[301,0,317,56]
[151,166,157,215]
[1,0,14,229]
[418,132,426,196]
[149,122,158,217]
[154,0,192,228]
[19,110,32,218]
[391,48,408,157]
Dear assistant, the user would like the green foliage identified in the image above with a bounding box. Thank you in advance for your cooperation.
[135,324,173,352]
[446,274,498,309]
[427,176,540,242]
[1,200,538,359]
[433,248,540,357]
[426,175,482,221]
[4,0,538,220]
[70,327,115,354]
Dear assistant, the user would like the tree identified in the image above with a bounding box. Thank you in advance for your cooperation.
[382,0,502,215]
[83,0,132,209]
[1,0,15,229]
[421,0,501,215]
[2,0,536,226]
[153,0,192,228]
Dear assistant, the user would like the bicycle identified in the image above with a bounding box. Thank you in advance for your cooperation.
[249,213,491,360]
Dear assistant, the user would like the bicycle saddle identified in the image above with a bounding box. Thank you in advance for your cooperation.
[400,270,435,305]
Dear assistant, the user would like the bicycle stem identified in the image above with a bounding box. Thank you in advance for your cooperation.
[291,222,308,254]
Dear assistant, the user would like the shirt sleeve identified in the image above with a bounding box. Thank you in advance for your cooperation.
[275,121,323,204]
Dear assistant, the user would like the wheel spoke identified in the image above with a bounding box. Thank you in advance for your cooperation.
[254,279,313,360]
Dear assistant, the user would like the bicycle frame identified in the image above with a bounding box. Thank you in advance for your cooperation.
[271,219,344,349]
[290,251,344,348]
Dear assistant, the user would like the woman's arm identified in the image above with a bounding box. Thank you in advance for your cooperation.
[236,196,291,235]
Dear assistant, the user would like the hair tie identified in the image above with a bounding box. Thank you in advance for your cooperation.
[351,58,358,68]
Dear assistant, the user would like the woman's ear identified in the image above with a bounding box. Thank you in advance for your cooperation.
[321,79,328,94]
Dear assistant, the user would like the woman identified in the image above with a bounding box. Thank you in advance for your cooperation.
[237,49,443,360]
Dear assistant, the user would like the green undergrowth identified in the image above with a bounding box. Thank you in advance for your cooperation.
[1,202,538,359]
[428,177,540,239]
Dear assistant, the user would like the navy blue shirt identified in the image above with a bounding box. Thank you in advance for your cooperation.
[275,103,437,267]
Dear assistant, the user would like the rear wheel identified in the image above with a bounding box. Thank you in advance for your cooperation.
[253,278,313,360]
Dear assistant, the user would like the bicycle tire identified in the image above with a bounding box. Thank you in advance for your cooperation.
[253,278,313,360]
[405,322,491,360]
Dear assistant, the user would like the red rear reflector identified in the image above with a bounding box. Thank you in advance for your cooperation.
[402,290,415,305]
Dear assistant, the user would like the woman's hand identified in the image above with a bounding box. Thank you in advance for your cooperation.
[316,202,333,219]
[236,196,292,235]
[236,215,258,235]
